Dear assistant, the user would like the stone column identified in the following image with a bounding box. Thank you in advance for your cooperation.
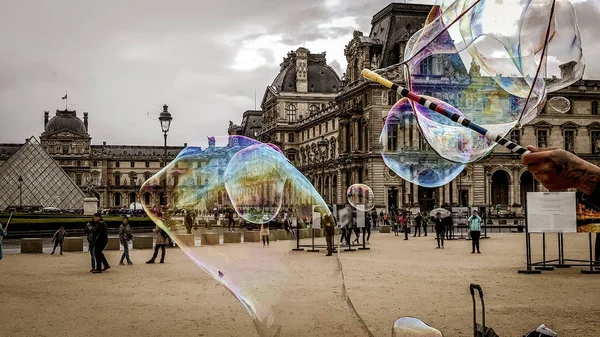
[513,167,521,205]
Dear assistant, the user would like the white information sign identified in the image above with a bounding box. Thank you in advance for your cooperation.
[291,217,297,228]
[527,192,577,233]
[357,207,365,228]
[312,212,321,229]
[338,206,351,228]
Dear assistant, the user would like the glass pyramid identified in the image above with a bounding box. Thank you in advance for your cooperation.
[0,136,85,210]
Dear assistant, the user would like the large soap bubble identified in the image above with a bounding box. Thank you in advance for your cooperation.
[392,317,443,337]
[397,0,584,164]
[347,184,375,212]
[140,135,374,337]
[380,98,465,188]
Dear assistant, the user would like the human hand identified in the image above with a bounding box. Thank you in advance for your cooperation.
[522,146,600,195]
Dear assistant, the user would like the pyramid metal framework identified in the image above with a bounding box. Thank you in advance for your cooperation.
[0,136,85,210]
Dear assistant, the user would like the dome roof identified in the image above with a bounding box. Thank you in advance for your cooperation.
[45,110,87,134]
[271,49,341,93]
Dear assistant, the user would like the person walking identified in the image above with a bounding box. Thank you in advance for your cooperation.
[84,221,96,272]
[227,210,235,231]
[444,216,453,240]
[468,210,483,254]
[184,211,194,234]
[352,216,360,245]
[260,222,270,247]
[119,216,133,265]
[323,213,335,256]
[147,222,168,264]
[364,213,372,244]
[401,213,409,240]
[421,211,428,236]
[413,213,422,237]
[0,222,6,261]
[433,212,445,249]
[51,225,67,255]
[371,210,378,229]
[91,213,109,273]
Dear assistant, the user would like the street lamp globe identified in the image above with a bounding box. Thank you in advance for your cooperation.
[159,104,173,133]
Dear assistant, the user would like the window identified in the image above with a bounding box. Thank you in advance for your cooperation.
[388,91,397,105]
[114,193,121,207]
[130,161,135,168]
[537,130,548,148]
[75,174,82,186]
[420,55,434,75]
[93,161,98,167]
[173,173,179,186]
[593,101,598,115]
[325,121,329,133]
[287,153,296,161]
[115,173,121,186]
[144,172,151,181]
[145,161,150,168]
[144,193,151,205]
[564,130,575,152]
[288,133,295,143]
[309,104,319,116]
[592,131,600,154]
[76,160,81,167]
[319,124,322,135]
[115,161,120,168]
[286,103,297,122]
[387,123,398,150]
[419,135,429,151]
[62,144,69,154]
[301,131,304,142]
[510,130,521,145]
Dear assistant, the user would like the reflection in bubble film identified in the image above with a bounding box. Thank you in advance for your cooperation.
[392,317,443,337]
[380,98,465,188]
[140,136,373,337]
[547,96,571,114]
[347,184,375,212]
[397,0,584,164]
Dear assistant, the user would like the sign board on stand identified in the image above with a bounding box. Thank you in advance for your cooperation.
[451,207,470,225]
[527,192,577,233]
[357,206,365,228]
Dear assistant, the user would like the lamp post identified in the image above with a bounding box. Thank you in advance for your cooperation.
[18,175,23,210]
[158,104,173,206]
[132,175,138,215]
[318,137,329,201]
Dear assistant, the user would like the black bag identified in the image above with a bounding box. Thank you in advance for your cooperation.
[470,284,499,337]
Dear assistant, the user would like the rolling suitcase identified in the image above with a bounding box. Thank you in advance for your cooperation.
[470,284,499,337]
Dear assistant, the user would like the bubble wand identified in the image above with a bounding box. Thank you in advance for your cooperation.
[362,69,530,155]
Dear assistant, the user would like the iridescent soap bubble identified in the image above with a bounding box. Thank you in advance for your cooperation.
[392,317,443,337]
[547,96,571,113]
[140,135,373,337]
[347,184,375,212]
[396,0,584,164]
[380,98,465,188]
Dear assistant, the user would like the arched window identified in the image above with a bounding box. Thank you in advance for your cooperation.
[593,101,598,115]
[286,103,297,122]
[158,193,166,205]
[491,171,510,206]
[520,171,535,205]
[325,176,330,203]
[129,192,136,205]
[114,193,122,207]
[144,172,151,181]
[309,104,319,116]
[144,193,151,206]
[114,173,121,186]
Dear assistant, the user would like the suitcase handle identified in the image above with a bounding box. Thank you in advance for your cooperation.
[470,283,486,336]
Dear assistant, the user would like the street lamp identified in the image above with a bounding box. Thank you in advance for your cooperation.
[318,136,329,199]
[132,175,138,215]
[18,175,23,210]
[158,104,173,205]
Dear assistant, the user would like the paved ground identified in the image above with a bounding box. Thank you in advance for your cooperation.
[0,232,598,337]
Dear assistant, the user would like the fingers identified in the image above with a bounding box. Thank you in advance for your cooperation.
[522,148,559,165]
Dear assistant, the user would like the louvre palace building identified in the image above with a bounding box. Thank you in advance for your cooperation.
[229,3,600,216]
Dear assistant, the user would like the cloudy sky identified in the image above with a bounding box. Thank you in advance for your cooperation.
[0,0,598,146]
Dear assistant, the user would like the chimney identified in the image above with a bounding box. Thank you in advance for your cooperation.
[102,141,106,146]
[184,143,188,147]
[296,47,308,93]
[44,111,49,128]
[83,112,89,131]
